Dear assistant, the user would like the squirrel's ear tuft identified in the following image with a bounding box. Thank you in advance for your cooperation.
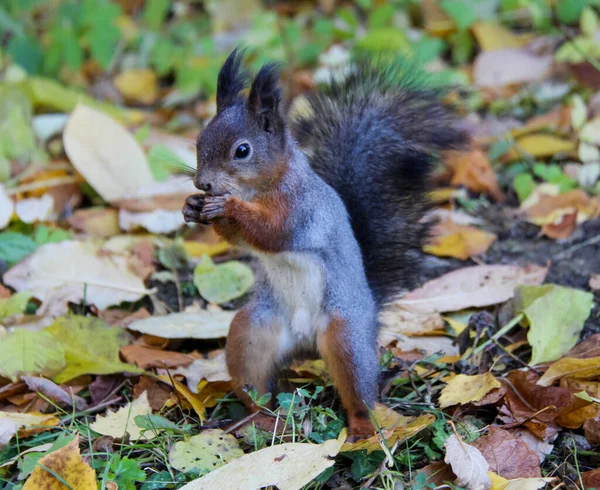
[217,48,248,113]
[248,63,283,133]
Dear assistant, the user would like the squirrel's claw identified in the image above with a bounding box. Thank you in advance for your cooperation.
[183,194,227,224]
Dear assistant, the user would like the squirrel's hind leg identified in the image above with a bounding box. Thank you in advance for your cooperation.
[317,316,379,438]
[226,302,284,411]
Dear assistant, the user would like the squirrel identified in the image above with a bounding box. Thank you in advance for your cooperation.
[183,48,468,436]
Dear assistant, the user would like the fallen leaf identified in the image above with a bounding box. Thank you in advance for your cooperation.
[523,189,599,226]
[173,352,231,392]
[183,240,232,258]
[510,134,576,159]
[169,429,244,474]
[424,219,497,260]
[583,413,600,445]
[0,291,33,320]
[114,69,158,105]
[14,195,54,223]
[46,315,142,383]
[0,412,59,448]
[394,264,548,314]
[415,461,457,487]
[541,211,577,239]
[0,329,65,381]
[133,376,173,411]
[179,434,344,490]
[564,333,600,359]
[439,373,501,408]
[341,412,435,453]
[510,429,554,463]
[63,104,154,202]
[22,376,87,410]
[127,310,235,339]
[91,391,154,441]
[0,185,14,229]
[581,469,600,489]
[22,434,96,489]
[471,427,541,479]
[119,208,185,234]
[580,117,600,146]
[120,345,196,369]
[489,472,555,490]
[444,433,492,490]
[516,284,593,365]
[474,49,552,88]
[446,149,505,201]
[193,255,254,304]
[537,357,600,387]
[68,207,121,237]
[4,240,153,314]
[471,21,530,51]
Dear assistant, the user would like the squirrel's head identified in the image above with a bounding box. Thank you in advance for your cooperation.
[195,48,288,200]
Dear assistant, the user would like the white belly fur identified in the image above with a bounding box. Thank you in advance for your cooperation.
[256,251,325,340]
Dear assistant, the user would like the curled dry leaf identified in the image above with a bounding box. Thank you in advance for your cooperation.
[22,376,88,410]
[3,240,153,314]
[22,434,96,490]
[522,188,600,229]
[537,357,600,387]
[63,104,154,202]
[439,373,501,408]
[444,433,492,490]
[488,473,555,490]
[0,412,59,447]
[446,149,504,201]
[90,391,154,441]
[127,310,235,339]
[424,218,497,260]
[179,434,345,490]
[173,351,231,393]
[471,427,541,479]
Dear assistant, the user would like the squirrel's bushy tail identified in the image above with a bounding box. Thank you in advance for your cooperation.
[291,60,469,306]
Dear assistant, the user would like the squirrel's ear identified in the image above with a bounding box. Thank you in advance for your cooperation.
[216,48,248,113]
[248,63,283,133]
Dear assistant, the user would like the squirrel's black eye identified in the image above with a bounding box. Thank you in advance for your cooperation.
[234,143,250,160]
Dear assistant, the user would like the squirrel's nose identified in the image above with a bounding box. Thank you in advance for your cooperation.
[196,182,211,192]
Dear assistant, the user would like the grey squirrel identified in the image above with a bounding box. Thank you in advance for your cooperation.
[183,48,468,436]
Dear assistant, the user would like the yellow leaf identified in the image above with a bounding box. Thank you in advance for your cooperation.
[341,412,435,453]
[489,472,556,490]
[183,240,232,258]
[424,221,496,260]
[160,377,227,421]
[471,21,531,51]
[510,134,576,159]
[0,412,59,447]
[114,69,159,105]
[538,357,600,387]
[90,391,154,440]
[23,434,96,490]
[439,373,501,408]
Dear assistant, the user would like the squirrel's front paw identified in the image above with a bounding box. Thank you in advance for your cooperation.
[183,194,228,224]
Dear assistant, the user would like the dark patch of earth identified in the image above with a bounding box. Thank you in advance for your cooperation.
[420,204,600,337]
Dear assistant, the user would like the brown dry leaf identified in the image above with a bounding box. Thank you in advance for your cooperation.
[120,345,196,369]
[133,376,173,411]
[341,412,435,453]
[0,412,59,447]
[160,377,228,421]
[564,333,600,359]
[114,69,158,105]
[444,433,492,490]
[424,219,497,260]
[541,212,577,239]
[508,134,576,159]
[22,376,88,410]
[415,462,457,487]
[446,149,504,200]
[537,357,600,387]
[394,264,548,314]
[471,427,541,479]
[23,435,96,490]
[584,413,600,445]
[68,207,120,238]
[439,373,501,408]
[471,21,530,51]
[474,49,552,88]
[582,469,600,489]
[523,189,599,226]
[510,106,572,138]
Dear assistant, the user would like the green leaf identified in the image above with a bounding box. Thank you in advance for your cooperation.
[450,29,474,65]
[7,36,44,74]
[168,430,244,475]
[556,0,587,24]
[0,291,32,320]
[134,414,184,432]
[0,329,66,381]
[158,241,188,270]
[513,173,535,202]
[368,4,395,29]
[413,36,446,64]
[580,6,598,37]
[33,225,71,246]
[45,315,142,383]
[532,163,576,192]
[441,0,478,30]
[0,232,38,265]
[516,284,593,365]
[147,144,183,181]
[193,255,254,304]
[143,0,170,30]
[356,28,411,53]
[488,139,513,161]
[106,456,146,490]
